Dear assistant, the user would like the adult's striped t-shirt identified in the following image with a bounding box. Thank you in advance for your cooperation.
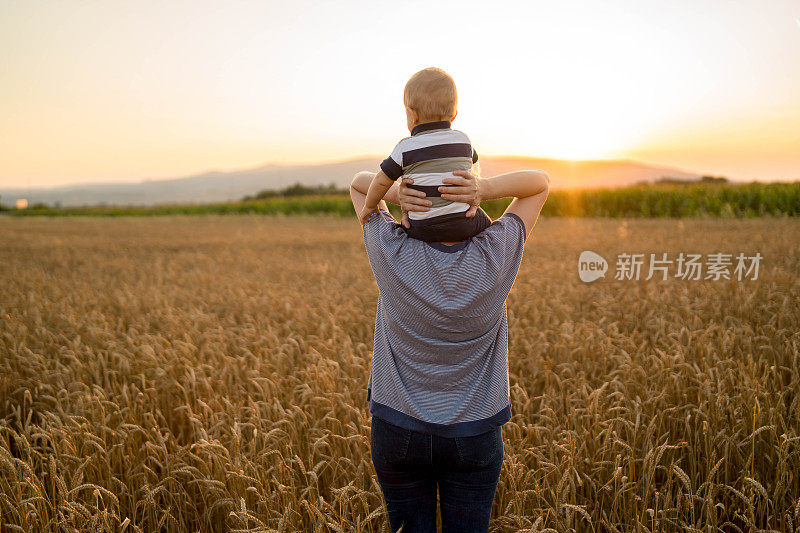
[379,121,479,221]
[361,207,528,437]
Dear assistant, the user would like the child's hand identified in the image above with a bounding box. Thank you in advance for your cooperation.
[359,205,378,223]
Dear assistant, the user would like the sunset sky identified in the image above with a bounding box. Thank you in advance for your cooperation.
[1,0,799,188]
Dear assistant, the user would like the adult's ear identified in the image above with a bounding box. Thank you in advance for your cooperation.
[450,109,457,121]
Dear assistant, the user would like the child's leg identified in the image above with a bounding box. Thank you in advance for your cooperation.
[404,208,493,242]
[470,207,493,235]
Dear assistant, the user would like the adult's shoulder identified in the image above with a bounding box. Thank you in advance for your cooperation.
[362,208,428,289]
[468,213,527,273]
[498,212,527,236]
[362,208,407,254]
[474,213,527,245]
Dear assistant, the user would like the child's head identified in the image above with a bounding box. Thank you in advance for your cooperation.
[404,67,457,132]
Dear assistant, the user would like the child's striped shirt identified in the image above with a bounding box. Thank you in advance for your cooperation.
[379,120,478,221]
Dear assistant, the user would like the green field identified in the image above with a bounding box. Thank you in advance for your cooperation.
[3,181,799,218]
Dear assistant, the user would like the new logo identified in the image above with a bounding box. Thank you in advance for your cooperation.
[578,251,608,282]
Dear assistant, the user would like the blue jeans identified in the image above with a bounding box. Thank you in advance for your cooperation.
[370,415,503,532]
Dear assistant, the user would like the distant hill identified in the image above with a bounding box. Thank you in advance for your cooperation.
[0,156,704,207]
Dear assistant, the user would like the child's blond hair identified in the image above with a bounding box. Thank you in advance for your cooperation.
[403,67,457,122]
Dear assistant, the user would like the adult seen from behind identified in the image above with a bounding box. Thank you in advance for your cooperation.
[351,166,549,532]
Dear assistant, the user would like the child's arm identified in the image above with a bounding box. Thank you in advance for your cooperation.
[352,171,430,227]
[358,170,395,222]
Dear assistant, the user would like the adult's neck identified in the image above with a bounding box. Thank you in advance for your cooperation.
[439,241,462,246]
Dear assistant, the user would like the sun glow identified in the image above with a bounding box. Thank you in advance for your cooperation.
[1,1,799,187]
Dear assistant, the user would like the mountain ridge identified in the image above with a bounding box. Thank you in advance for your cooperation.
[0,156,705,207]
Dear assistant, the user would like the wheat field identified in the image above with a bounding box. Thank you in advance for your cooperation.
[1,215,798,532]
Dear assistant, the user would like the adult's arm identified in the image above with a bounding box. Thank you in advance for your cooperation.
[438,170,550,238]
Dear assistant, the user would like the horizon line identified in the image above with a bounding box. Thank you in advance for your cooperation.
[0,153,732,192]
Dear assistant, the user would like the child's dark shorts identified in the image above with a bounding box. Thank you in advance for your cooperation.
[402,207,492,242]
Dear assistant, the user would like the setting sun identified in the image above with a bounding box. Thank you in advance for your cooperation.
[1,0,798,188]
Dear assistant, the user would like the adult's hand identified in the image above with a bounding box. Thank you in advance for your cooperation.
[439,170,483,217]
[398,178,431,228]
